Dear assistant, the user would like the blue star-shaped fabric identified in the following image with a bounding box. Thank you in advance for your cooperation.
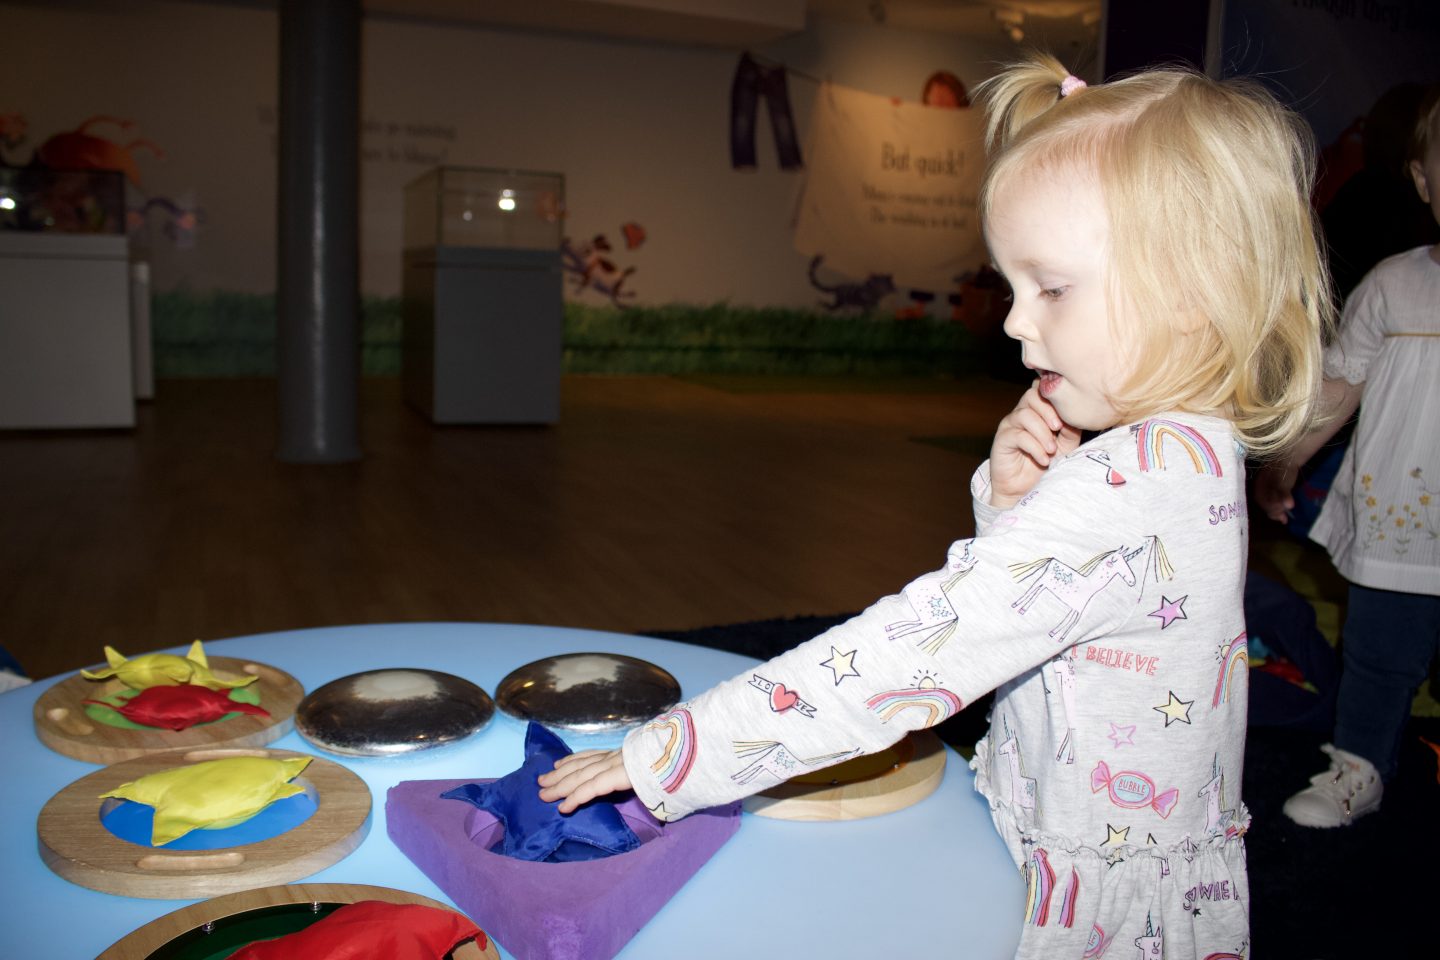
[441,722,641,863]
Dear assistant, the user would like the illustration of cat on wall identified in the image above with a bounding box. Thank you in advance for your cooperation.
[808,254,896,313]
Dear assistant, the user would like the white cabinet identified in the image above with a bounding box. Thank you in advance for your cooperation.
[0,233,135,428]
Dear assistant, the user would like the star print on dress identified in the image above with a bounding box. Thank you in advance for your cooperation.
[1211,632,1248,709]
[1102,823,1130,849]
[748,675,816,717]
[1107,722,1137,748]
[1153,691,1194,726]
[729,740,859,786]
[1148,595,1188,629]
[819,646,860,685]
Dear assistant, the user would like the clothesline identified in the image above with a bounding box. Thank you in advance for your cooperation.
[745,51,827,88]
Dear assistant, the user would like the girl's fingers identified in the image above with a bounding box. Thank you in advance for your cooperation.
[537,749,613,787]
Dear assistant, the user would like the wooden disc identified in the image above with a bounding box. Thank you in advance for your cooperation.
[741,730,947,821]
[33,656,305,764]
[96,882,499,960]
[37,747,371,899]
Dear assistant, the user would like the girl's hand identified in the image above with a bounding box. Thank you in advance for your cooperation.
[537,748,633,814]
[989,382,1081,509]
[1253,462,1300,523]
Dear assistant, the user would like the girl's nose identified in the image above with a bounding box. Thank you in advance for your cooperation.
[1002,306,1030,341]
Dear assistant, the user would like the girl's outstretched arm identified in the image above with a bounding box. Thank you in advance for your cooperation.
[538,748,633,814]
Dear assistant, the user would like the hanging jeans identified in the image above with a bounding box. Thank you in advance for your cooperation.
[730,53,803,171]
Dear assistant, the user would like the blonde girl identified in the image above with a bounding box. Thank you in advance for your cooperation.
[543,54,1330,959]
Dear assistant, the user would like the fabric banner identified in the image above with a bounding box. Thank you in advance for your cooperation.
[793,82,988,293]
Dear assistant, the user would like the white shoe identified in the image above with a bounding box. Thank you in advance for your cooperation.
[1282,744,1382,828]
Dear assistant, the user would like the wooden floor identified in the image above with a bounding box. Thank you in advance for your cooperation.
[0,375,1019,680]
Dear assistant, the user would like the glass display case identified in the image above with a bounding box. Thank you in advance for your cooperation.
[404,166,563,252]
[0,165,125,235]
[402,166,564,425]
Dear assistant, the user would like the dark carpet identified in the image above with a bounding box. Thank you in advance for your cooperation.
[647,614,1438,958]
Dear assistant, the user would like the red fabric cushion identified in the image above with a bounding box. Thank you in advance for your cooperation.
[227,900,485,960]
[84,683,269,731]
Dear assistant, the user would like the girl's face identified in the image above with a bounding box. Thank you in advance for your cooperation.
[986,167,1131,432]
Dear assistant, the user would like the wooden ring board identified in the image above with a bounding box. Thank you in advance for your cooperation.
[37,747,371,899]
[741,730,947,821]
[33,656,305,765]
[96,882,499,960]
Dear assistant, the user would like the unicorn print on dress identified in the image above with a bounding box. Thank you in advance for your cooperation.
[1133,914,1163,959]
[729,739,859,786]
[883,540,977,655]
[1199,753,1239,839]
[1051,650,1079,764]
[1010,546,1139,642]
[996,718,1037,810]
[1132,419,1223,476]
[1010,535,1177,642]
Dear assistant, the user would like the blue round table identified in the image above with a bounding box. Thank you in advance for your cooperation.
[0,623,1024,958]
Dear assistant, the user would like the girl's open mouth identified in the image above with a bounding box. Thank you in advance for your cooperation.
[1037,370,1062,397]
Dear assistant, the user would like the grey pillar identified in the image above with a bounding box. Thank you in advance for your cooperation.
[276,0,361,463]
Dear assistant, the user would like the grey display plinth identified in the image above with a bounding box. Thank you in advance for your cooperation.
[402,245,562,424]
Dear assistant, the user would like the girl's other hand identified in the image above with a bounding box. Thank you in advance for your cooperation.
[989,382,1081,509]
[1253,462,1299,523]
[537,748,633,814]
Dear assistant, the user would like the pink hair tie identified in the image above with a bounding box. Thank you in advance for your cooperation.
[1060,75,1087,98]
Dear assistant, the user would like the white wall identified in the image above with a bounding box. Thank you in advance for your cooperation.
[1,0,1017,306]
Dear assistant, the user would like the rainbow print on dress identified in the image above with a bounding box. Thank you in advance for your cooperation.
[646,707,697,793]
[1024,847,1055,925]
[865,683,963,727]
[1133,419,1223,476]
[1211,632,1248,709]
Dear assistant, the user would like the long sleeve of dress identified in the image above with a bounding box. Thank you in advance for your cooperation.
[619,417,1222,823]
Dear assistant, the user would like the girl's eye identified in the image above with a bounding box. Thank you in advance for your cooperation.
[1040,286,1068,301]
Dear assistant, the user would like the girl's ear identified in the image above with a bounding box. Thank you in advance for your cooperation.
[1412,158,1432,205]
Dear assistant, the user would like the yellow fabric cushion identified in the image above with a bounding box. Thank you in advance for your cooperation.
[100,755,312,846]
[81,640,257,691]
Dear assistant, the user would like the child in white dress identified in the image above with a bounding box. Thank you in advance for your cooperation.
[543,55,1332,959]
[1257,84,1440,828]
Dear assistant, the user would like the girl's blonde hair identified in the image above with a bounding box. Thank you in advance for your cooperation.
[977,54,1333,457]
